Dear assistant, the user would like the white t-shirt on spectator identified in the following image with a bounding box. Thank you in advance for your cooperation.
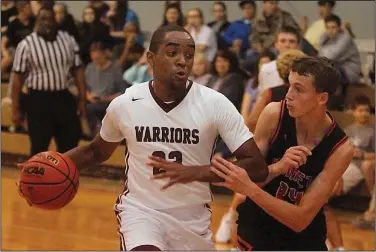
[258,60,284,93]
[189,25,217,62]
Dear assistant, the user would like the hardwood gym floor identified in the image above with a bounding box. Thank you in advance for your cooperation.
[1,166,374,250]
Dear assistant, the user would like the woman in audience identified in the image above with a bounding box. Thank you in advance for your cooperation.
[207,1,231,51]
[88,0,109,24]
[78,6,112,66]
[240,50,275,120]
[247,49,306,131]
[54,3,79,42]
[123,51,153,86]
[161,3,184,27]
[190,53,212,86]
[185,8,217,62]
[207,50,245,111]
[106,0,139,45]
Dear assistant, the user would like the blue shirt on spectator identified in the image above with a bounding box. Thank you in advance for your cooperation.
[222,19,252,53]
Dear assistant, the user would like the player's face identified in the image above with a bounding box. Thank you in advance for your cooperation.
[353,105,371,125]
[148,31,195,92]
[286,71,328,118]
[275,33,299,53]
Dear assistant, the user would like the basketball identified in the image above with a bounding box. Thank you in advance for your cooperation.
[17,151,79,210]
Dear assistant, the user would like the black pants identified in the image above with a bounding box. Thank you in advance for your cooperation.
[25,89,81,156]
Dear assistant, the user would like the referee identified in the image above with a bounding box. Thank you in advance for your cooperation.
[11,6,87,156]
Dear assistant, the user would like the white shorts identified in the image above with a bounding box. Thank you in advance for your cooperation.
[115,195,214,251]
[342,162,364,194]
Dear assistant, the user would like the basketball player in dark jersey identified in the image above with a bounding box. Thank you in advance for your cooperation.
[210,56,354,251]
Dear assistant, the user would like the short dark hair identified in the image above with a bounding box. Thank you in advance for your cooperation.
[352,95,371,109]
[149,24,193,54]
[318,0,336,8]
[37,6,55,17]
[239,0,256,9]
[214,1,227,11]
[277,26,301,44]
[291,56,340,100]
[325,14,341,27]
[212,50,240,76]
[15,1,30,11]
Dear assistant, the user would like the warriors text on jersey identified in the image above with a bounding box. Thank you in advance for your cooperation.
[100,80,253,210]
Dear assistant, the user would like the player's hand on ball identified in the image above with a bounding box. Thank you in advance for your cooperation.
[210,156,254,195]
[147,156,199,190]
[278,146,312,174]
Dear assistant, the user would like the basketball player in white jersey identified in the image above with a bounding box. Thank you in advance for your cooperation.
[62,24,269,251]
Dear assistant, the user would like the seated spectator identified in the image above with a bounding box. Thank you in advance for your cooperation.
[240,50,275,120]
[85,42,130,137]
[123,51,153,86]
[2,1,35,77]
[303,0,336,51]
[247,49,305,131]
[54,3,79,42]
[88,0,109,24]
[185,8,217,62]
[251,1,300,54]
[106,0,139,46]
[257,26,301,93]
[319,14,361,86]
[30,0,55,16]
[190,53,212,86]
[1,0,18,34]
[78,6,112,66]
[207,1,231,51]
[207,50,245,111]
[326,95,375,249]
[161,3,184,27]
[222,0,256,57]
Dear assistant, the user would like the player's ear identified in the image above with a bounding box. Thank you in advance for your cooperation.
[318,92,329,106]
[146,51,155,68]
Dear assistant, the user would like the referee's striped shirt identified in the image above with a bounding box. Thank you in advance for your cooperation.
[12,30,82,91]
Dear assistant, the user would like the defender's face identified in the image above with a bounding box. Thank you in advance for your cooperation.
[148,31,195,92]
[286,71,327,118]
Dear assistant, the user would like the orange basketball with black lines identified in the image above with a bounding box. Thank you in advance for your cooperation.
[17,151,79,210]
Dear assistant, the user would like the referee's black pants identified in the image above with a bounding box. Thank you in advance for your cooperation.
[25,89,82,156]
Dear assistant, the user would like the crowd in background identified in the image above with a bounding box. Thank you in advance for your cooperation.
[0,0,375,240]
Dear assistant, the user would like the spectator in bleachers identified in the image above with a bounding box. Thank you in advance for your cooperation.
[257,26,300,93]
[185,8,217,62]
[207,1,231,51]
[30,1,55,16]
[325,95,375,249]
[222,0,256,57]
[207,50,245,111]
[54,3,80,42]
[1,0,18,34]
[161,3,184,27]
[1,1,35,78]
[319,14,361,86]
[247,49,305,131]
[78,6,112,66]
[190,53,212,86]
[303,0,336,51]
[88,1,109,24]
[240,50,275,121]
[85,42,129,137]
[123,51,153,86]
[106,0,139,46]
[251,1,300,55]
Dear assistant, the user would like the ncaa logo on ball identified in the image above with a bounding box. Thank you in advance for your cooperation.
[23,167,45,176]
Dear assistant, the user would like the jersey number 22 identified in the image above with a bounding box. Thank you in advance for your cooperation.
[152,151,182,175]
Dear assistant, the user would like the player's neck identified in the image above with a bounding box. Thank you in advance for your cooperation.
[152,79,183,102]
[295,107,331,142]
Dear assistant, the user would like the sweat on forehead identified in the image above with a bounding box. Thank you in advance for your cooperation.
[149,24,194,53]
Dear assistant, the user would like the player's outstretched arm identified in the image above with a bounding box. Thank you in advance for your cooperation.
[64,134,120,171]
[211,138,354,232]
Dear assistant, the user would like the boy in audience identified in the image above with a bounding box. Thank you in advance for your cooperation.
[326,95,375,250]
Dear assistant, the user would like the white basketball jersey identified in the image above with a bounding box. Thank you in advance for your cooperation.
[100,80,253,209]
